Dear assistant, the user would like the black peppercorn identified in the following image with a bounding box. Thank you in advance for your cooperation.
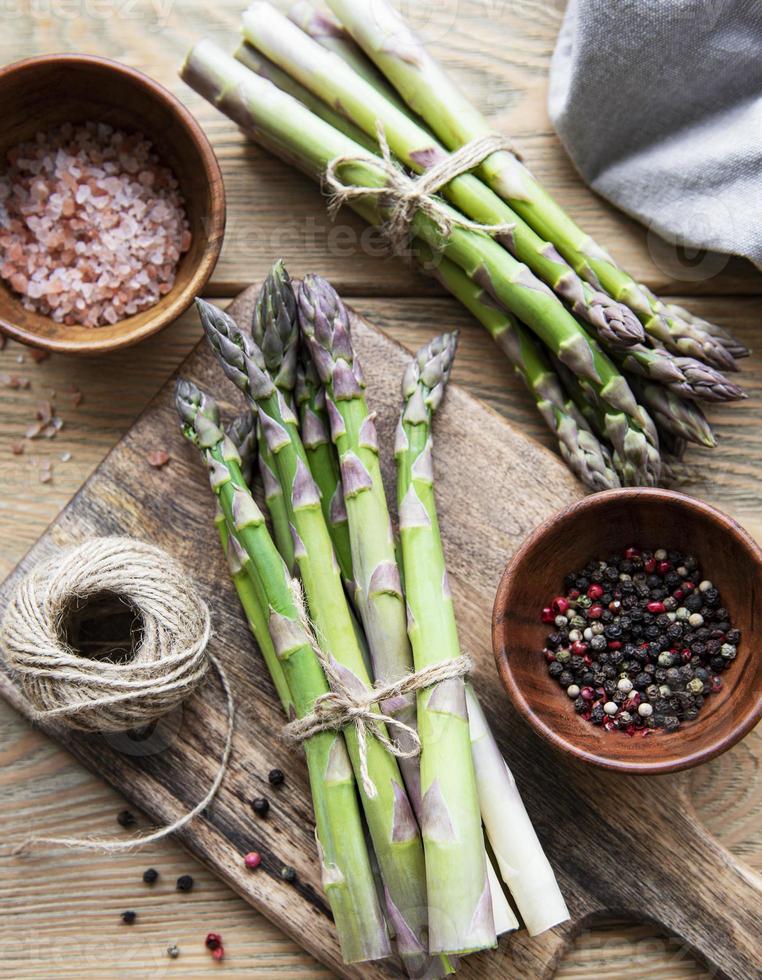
[663,715,680,732]
[121,910,137,925]
[685,593,703,612]
[143,868,159,885]
[590,705,605,724]
[548,661,563,678]
[117,810,136,828]
[573,696,587,713]
[667,623,683,641]
[280,865,297,883]
[559,670,574,687]
[634,672,652,690]
[176,875,194,892]
[251,797,270,817]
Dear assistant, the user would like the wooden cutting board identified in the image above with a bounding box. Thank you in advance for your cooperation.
[0,287,759,980]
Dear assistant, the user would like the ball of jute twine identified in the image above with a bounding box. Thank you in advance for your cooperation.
[1,536,234,854]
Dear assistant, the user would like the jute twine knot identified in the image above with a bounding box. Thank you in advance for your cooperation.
[324,124,520,254]
[1,537,234,853]
[284,582,472,798]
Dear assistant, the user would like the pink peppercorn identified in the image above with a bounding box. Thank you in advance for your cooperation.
[244,852,261,870]
[644,557,656,573]
[657,560,671,575]
[212,946,225,961]
[588,604,604,619]
[541,606,555,624]
[624,547,641,560]
[587,583,604,600]
[570,640,588,656]
[608,640,622,650]
[580,687,595,701]
[551,596,569,615]
[647,600,666,614]
[568,589,580,600]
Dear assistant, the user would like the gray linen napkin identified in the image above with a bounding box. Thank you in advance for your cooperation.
[548,0,762,270]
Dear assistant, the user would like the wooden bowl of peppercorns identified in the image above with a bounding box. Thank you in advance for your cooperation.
[493,488,762,774]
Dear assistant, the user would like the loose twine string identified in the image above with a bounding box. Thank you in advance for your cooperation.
[284,580,473,799]
[1,537,234,854]
[324,125,522,254]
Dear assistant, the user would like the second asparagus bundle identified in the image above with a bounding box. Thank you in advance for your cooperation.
[180,0,747,492]
[176,261,567,973]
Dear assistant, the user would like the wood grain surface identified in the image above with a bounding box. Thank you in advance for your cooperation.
[1,0,761,977]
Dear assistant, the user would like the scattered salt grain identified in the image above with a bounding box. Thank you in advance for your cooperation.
[0,122,191,327]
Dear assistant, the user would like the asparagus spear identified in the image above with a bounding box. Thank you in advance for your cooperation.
[248,263,299,570]
[616,344,744,402]
[395,332,496,955]
[295,350,354,584]
[175,380,389,964]
[287,0,412,117]
[242,4,644,348]
[413,240,619,491]
[181,42,661,485]
[464,686,568,936]
[195,298,435,976]
[219,412,298,713]
[327,0,739,372]
[298,273,424,818]
[235,41,378,153]
[629,377,716,448]
[662,301,750,360]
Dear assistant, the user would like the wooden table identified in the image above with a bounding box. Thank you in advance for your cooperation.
[1,2,759,977]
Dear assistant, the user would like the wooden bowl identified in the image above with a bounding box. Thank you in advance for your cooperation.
[0,54,225,354]
[493,488,762,774]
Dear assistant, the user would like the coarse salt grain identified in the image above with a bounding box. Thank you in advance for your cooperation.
[0,122,191,328]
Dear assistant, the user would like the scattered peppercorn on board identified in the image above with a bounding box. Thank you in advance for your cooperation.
[0,287,759,980]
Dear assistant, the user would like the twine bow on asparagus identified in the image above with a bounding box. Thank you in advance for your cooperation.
[324,123,521,254]
[284,579,473,798]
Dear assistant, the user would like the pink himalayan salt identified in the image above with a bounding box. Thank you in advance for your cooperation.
[0,121,191,328]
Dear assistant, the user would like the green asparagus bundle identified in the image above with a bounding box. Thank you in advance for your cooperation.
[181,41,662,487]
[195,297,436,977]
[183,0,747,489]
[174,380,389,965]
